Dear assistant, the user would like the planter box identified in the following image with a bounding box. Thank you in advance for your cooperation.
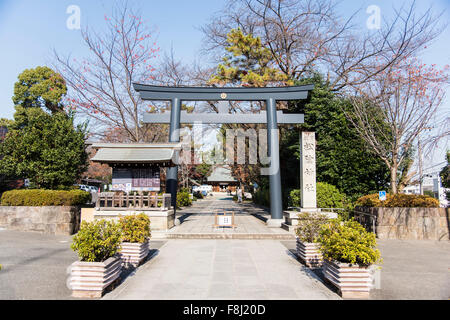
[322,260,372,299]
[296,238,322,267]
[68,256,122,298]
[120,240,150,267]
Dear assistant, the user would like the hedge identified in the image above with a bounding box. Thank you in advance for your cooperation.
[356,193,439,208]
[253,187,270,207]
[0,189,91,206]
[289,182,346,209]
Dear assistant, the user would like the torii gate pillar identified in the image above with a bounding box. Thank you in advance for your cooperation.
[166,97,181,216]
[265,98,284,227]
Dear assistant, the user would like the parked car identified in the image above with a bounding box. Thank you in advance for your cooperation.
[88,186,99,193]
[192,185,212,192]
[78,184,98,193]
[78,184,90,192]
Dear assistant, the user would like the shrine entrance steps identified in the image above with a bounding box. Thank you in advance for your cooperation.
[152,195,295,240]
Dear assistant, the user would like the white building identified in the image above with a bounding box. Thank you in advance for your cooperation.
[402,172,449,207]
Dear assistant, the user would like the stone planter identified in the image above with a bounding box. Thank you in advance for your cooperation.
[120,240,150,267]
[68,256,122,298]
[322,259,372,299]
[296,238,322,267]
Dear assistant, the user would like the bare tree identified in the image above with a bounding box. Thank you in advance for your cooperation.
[347,59,449,193]
[53,2,166,143]
[201,0,446,92]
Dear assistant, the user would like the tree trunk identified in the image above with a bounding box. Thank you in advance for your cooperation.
[390,166,398,194]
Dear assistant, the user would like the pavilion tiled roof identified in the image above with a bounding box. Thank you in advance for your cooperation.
[90,143,181,164]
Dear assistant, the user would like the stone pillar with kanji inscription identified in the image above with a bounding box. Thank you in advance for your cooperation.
[300,132,317,209]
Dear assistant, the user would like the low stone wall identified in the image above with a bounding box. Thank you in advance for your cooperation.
[0,206,81,235]
[355,206,450,240]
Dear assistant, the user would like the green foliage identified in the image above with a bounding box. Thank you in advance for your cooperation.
[0,189,90,206]
[356,193,439,208]
[289,189,301,208]
[317,218,381,266]
[253,183,291,208]
[71,220,122,262]
[316,182,346,208]
[280,76,390,201]
[12,66,67,113]
[118,213,151,243]
[423,190,437,199]
[193,191,204,199]
[288,182,346,208]
[0,118,14,129]
[253,187,270,207]
[209,28,291,87]
[0,108,88,189]
[176,191,192,207]
[295,212,329,243]
[192,163,212,184]
[440,151,450,202]
[0,66,88,190]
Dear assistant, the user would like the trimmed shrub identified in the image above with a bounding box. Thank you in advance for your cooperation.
[253,187,270,207]
[295,212,329,243]
[289,189,301,208]
[0,189,91,206]
[193,191,204,199]
[289,182,346,208]
[317,218,381,266]
[176,191,192,207]
[71,220,122,262]
[118,213,151,244]
[356,193,439,208]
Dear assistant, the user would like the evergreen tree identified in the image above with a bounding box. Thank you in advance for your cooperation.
[0,67,88,189]
[281,75,390,200]
[440,151,450,202]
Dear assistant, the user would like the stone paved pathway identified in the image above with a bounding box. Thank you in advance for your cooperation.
[102,239,340,300]
[101,196,339,300]
[158,194,294,239]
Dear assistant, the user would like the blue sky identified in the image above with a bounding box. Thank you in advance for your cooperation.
[0,0,449,169]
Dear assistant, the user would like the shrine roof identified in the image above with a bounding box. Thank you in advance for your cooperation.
[90,143,181,164]
[207,166,237,183]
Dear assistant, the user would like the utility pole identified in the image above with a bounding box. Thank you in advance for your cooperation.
[418,127,433,195]
[418,138,423,195]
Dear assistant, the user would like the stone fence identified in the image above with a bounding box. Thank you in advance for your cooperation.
[355,206,450,240]
[0,206,81,235]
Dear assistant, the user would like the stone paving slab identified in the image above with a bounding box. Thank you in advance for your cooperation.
[102,239,340,300]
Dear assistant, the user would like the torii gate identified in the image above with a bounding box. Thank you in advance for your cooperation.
[133,84,315,227]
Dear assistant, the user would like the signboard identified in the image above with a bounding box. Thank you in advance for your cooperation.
[218,216,232,226]
[112,167,160,192]
[379,191,386,201]
[214,211,236,229]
